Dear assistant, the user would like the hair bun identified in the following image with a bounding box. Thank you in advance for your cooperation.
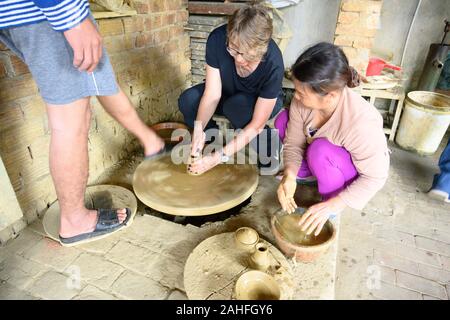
[347,67,361,88]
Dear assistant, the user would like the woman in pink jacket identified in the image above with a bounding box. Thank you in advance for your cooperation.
[276,42,390,236]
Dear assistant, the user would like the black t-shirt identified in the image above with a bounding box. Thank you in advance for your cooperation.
[205,25,284,100]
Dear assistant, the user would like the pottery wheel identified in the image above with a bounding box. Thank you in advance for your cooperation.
[43,185,138,242]
[184,232,295,300]
[132,154,259,216]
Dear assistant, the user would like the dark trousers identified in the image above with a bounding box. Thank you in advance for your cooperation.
[433,138,450,193]
[178,83,283,165]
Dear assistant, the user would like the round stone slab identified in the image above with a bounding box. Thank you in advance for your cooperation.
[43,185,138,243]
[132,154,259,216]
[184,232,295,300]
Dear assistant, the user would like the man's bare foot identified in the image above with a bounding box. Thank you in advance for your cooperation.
[59,208,128,238]
[143,130,165,157]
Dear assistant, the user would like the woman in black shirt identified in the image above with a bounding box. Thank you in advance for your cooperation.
[178,5,285,175]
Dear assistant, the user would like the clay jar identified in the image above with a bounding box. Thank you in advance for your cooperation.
[234,227,259,251]
[249,243,271,272]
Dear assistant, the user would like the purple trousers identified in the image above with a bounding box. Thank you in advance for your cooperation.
[275,109,359,200]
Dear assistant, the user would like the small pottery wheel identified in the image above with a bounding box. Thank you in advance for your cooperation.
[133,153,259,216]
[43,185,138,243]
[184,232,295,300]
[271,212,337,263]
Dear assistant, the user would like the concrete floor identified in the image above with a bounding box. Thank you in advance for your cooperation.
[336,138,450,300]
[0,138,449,300]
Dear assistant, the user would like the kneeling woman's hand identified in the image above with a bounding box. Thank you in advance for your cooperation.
[191,125,206,157]
[188,152,221,175]
[298,196,347,236]
[277,173,298,214]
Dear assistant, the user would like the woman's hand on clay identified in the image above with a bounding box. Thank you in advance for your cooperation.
[191,124,206,157]
[188,152,221,175]
[277,173,298,214]
[298,196,347,236]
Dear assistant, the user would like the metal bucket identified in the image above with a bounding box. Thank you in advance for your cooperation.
[396,91,450,155]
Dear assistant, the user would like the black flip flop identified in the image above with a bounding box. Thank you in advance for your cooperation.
[59,208,132,246]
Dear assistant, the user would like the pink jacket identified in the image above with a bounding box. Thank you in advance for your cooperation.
[283,86,390,210]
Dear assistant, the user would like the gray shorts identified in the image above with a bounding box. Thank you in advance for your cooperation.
[0,15,118,105]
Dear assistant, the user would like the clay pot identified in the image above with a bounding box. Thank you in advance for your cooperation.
[271,214,336,263]
[235,270,280,300]
[151,122,189,144]
[234,227,259,251]
[249,243,271,272]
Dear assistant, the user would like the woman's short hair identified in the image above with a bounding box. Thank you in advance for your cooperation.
[227,4,273,58]
[292,42,361,95]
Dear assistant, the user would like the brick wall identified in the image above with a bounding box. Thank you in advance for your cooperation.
[0,0,191,243]
[334,0,383,74]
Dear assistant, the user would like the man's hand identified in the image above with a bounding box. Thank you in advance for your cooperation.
[298,196,347,236]
[277,173,298,214]
[63,18,103,73]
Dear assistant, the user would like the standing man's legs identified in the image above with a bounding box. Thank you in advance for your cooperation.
[0,19,142,241]
[46,98,127,238]
[97,88,164,157]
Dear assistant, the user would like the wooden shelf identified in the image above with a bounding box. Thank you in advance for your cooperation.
[188,1,254,15]
[92,10,137,20]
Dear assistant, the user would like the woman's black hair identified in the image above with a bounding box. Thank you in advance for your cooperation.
[291,42,360,96]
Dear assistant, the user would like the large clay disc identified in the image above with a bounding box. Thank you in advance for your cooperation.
[184,232,295,300]
[132,154,259,216]
[43,185,138,243]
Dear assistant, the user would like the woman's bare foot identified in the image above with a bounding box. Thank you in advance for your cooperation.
[59,208,128,238]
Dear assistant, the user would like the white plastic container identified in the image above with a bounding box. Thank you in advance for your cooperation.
[396,91,450,155]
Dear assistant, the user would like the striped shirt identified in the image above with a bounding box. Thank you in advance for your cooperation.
[0,0,90,31]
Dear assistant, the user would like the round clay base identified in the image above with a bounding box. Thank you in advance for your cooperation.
[184,232,295,300]
[43,185,138,244]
